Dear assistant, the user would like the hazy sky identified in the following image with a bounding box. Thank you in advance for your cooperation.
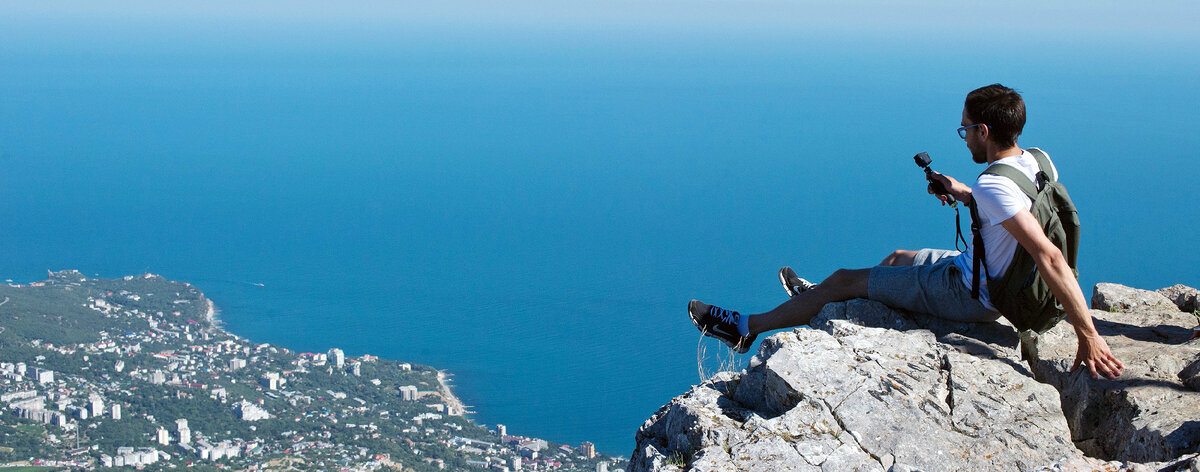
[3,1,1197,45]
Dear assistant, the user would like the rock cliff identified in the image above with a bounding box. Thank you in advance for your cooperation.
[632,283,1200,472]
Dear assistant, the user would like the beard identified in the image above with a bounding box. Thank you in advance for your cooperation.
[969,143,987,163]
[971,149,987,164]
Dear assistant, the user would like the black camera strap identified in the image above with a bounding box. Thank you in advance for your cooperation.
[954,207,968,252]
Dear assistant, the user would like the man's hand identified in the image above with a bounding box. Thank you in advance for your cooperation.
[1000,211,1126,380]
[1073,332,1125,379]
[928,172,973,205]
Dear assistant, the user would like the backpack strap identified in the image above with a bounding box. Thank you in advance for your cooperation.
[969,147,1047,299]
[982,162,1038,201]
[1026,147,1055,183]
[969,200,989,299]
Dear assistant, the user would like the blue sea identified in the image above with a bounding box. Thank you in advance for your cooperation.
[1,2,1197,455]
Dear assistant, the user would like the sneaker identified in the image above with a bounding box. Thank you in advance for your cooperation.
[688,300,756,354]
[778,266,816,298]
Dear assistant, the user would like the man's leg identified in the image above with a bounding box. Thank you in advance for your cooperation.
[747,268,870,336]
[691,249,983,352]
[879,249,917,267]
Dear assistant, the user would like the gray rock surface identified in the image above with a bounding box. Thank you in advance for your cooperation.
[1093,283,1179,313]
[634,299,1076,472]
[1181,356,1200,391]
[1031,285,1200,462]
[1158,284,1200,312]
[633,284,1200,472]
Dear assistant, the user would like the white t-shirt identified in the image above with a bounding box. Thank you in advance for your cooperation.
[952,149,1059,311]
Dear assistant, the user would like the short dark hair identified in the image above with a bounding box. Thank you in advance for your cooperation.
[964,84,1025,147]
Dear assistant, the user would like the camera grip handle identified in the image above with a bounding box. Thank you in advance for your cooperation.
[925,168,958,206]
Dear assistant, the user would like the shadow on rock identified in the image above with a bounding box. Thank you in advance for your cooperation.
[1094,317,1197,344]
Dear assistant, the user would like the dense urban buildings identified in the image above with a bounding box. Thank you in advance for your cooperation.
[0,271,626,471]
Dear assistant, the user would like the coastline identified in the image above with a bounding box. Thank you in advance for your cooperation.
[0,271,631,470]
[0,270,628,468]
[435,370,471,417]
[201,297,228,338]
[34,271,613,456]
[202,290,474,419]
[204,298,219,326]
[205,298,216,323]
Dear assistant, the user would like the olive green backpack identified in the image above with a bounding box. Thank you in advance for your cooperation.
[968,147,1079,337]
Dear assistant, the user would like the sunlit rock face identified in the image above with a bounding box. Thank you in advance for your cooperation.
[631,284,1200,472]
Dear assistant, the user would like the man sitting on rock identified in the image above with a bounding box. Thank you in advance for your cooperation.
[688,84,1125,379]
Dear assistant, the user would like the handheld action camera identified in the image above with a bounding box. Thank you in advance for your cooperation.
[913,152,957,207]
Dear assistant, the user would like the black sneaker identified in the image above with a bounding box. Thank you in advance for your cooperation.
[778,266,816,298]
[688,300,756,354]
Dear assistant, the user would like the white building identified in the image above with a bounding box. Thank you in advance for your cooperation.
[261,372,282,390]
[177,418,191,445]
[399,385,418,401]
[157,427,171,445]
[89,397,104,417]
[195,440,240,461]
[228,358,246,371]
[234,400,271,421]
[0,390,37,402]
[14,403,66,426]
[34,368,54,384]
[103,447,160,468]
[11,396,45,411]
[329,348,345,368]
[111,404,122,420]
[518,439,547,453]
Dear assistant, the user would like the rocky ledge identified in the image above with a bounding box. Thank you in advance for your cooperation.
[631,283,1200,472]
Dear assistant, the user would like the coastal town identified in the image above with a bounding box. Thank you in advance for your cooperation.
[0,270,627,472]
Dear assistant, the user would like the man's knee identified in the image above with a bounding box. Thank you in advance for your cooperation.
[823,268,871,298]
[881,249,916,266]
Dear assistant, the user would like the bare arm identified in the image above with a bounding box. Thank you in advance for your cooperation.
[999,211,1125,379]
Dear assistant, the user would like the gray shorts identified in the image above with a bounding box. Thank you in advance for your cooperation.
[867,248,1000,323]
